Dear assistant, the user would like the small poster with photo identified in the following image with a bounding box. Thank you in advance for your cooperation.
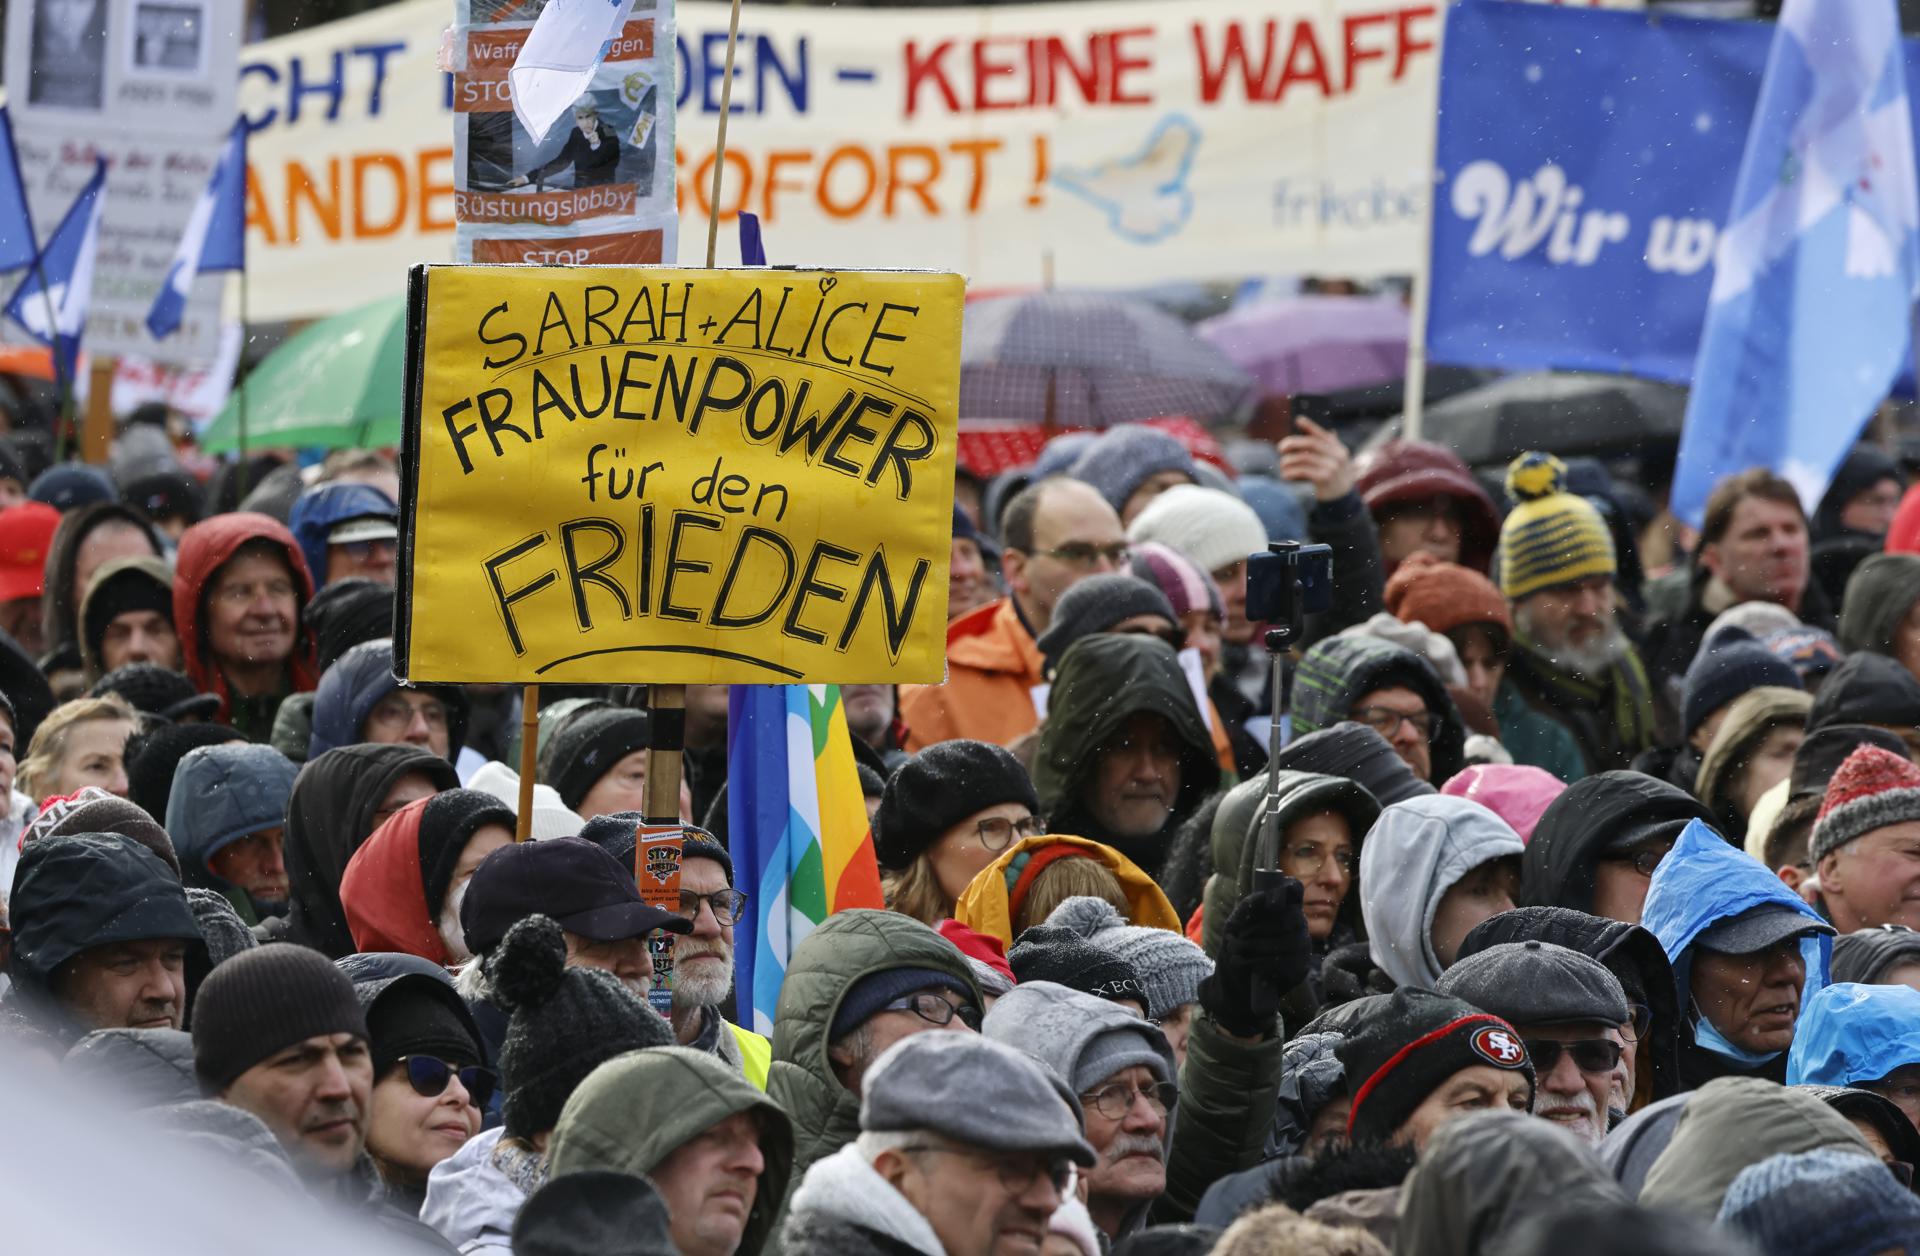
[128,1,207,76]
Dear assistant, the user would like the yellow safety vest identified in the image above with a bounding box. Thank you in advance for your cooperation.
[728,1021,772,1090]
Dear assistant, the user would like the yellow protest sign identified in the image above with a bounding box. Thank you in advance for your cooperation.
[395,264,962,685]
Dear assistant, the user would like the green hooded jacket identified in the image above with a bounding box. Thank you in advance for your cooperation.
[763,909,980,1243]
[546,1045,794,1256]
[1638,1076,1873,1220]
[1034,634,1222,873]
[1837,553,1920,658]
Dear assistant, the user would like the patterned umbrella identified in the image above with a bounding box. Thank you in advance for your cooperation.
[960,292,1255,426]
[1198,296,1410,396]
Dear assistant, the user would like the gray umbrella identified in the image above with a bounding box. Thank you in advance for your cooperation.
[1375,371,1687,466]
[960,292,1255,426]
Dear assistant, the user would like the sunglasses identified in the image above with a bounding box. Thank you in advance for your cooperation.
[399,1055,497,1108]
[1523,1038,1624,1075]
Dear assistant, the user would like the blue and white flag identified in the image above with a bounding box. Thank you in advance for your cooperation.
[0,108,38,272]
[147,120,246,340]
[5,159,107,383]
[1671,0,1920,527]
[510,0,637,142]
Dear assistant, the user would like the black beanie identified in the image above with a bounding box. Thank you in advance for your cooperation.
[192,944,369,1091]
[1034,574,1178,677]
[82,563,174,667]
[304,578,396,673]
[1681,627,1803,737]
[417,789,516,919]
[1808,652,1920,733]
[545,708,652,812]
[125,721,246,822]
[487,914,674,1138]
[1007,923,1147,1006]
[1275,723,1435,807]
[92,663,220,723]
[1336,989,1534,1146]
[359,973,486,1077]
[873,739,1040,871]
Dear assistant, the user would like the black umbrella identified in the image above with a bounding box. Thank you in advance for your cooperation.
[1369,372,1687,467]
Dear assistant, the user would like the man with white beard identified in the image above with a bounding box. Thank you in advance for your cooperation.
[666,832,774,1086]
[1498,451,1657,774]
[1437,940,1634,1146]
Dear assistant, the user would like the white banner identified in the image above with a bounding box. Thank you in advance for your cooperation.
[4,0,242,362]
[243,0,1456,322]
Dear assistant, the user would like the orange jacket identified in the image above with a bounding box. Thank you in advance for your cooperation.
[899,598,1045,751]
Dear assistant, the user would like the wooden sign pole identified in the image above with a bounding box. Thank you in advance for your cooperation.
[515,683,539,840]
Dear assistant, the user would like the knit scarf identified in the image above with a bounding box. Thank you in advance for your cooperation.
[1509,636,1655,765]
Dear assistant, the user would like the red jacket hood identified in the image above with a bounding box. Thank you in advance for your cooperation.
[339,796,448,965]
[173,512,319,718]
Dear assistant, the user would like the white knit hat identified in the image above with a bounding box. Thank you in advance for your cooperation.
[467,760,584,842]
[1126,483,1267,575]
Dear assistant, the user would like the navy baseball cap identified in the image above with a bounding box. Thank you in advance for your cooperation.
[460,836,692,957]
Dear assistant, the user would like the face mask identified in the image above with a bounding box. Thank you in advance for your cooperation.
[1690,1006,1781,1067]
[439,878,473,965]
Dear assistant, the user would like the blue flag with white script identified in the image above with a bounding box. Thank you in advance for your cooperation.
[5,159,107,383]
[0,108,38,272]
[1670,0,1920,527]
[147,119,246,340]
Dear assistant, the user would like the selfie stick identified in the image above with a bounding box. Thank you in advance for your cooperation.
[1248,541,1310,1022]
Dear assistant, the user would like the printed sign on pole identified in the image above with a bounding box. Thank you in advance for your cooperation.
[396,264,963,685]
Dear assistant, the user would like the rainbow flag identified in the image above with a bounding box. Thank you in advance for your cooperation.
[728,684,886,1034]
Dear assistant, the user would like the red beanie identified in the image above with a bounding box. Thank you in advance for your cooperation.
[1384,552,1512,639]
[1812,744,1920,865]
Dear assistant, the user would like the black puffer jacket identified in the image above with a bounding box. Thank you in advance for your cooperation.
[262,744,461,956]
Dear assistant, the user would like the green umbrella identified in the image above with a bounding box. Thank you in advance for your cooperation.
[200,296,407,453]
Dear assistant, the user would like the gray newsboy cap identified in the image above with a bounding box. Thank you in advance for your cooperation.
[861,1032,1097,1167]
[1436,940,1630,1028]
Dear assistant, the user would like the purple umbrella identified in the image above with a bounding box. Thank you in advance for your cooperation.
[960,292,1255,427]
[1198,296,1410,396]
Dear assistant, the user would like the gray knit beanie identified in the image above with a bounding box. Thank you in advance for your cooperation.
[1067,427,1197,514]
[1045,896,1213,1021]
[1034,574,1179,677]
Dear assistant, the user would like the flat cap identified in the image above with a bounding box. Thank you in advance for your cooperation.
[861,1031,1096,1167]
[1436,940,1630,1028]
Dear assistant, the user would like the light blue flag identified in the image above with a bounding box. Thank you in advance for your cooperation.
[1670,0,1920,528]
[0,108,38,272]
[4,159,107,384]
[147,119,246,339]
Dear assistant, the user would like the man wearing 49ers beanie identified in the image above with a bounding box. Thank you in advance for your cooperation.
[1812,744,1920,932]
[1335,988,1535,1150]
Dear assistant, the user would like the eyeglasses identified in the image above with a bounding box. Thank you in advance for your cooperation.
[1890,1159,1916,1190]
[1601,845,1670,878]
[368,692,449,732]
[678,888,749,927]
[1080,1078,1178,1122]
[975,815,1046,852]
[1620,1003,1653,1044]
[399,1055,496,1108]
[899,1144,1079,1197]
[1522,1038,1624,1076]
[882,992,982,1031]
[1351,705,1435,741]
[1283,844,1354,878]
[213,577,296,607]
[1040,541,1131,569]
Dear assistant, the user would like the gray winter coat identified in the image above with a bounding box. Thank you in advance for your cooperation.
[166,742,298,921]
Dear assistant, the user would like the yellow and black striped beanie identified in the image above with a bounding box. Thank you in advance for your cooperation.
[1498,452,1616,600]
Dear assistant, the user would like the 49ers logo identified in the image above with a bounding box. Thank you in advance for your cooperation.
[1469,1025,1526,1067]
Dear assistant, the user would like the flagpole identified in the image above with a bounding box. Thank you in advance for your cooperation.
[1400,0,1448,446]
[236,262,250,497]
[34,254,73,463]
[702,0,746,269]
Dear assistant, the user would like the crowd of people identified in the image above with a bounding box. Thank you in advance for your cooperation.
[6,407,1920,1255]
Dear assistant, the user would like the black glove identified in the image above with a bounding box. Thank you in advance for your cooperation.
[1197,877,1312,1039]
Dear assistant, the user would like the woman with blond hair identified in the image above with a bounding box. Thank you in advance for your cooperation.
[874,739,1046,926]
[17,693,139,804]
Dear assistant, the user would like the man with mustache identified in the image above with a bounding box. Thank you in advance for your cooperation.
[1438,940,1634,1145]
[191,945,379,1191]
[664,832,774,1085]
[984,980,1177,1243]
[1499,452,1656,776]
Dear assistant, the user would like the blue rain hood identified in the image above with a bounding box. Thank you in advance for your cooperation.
[1642,818,1832,1011]
[1787,982,1920,1087]
[288,482,396,589]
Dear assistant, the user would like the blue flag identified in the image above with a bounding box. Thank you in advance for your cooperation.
[5,159,107,384]
[147,120,246,340]
[1671,0,1920,527]
[0,108,37,272]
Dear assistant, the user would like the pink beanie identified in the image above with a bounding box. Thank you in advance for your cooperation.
[1441,764,1567,844]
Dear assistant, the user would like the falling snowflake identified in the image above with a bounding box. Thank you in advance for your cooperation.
[1524,64,1542,83]
[1694,113,1713,134]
